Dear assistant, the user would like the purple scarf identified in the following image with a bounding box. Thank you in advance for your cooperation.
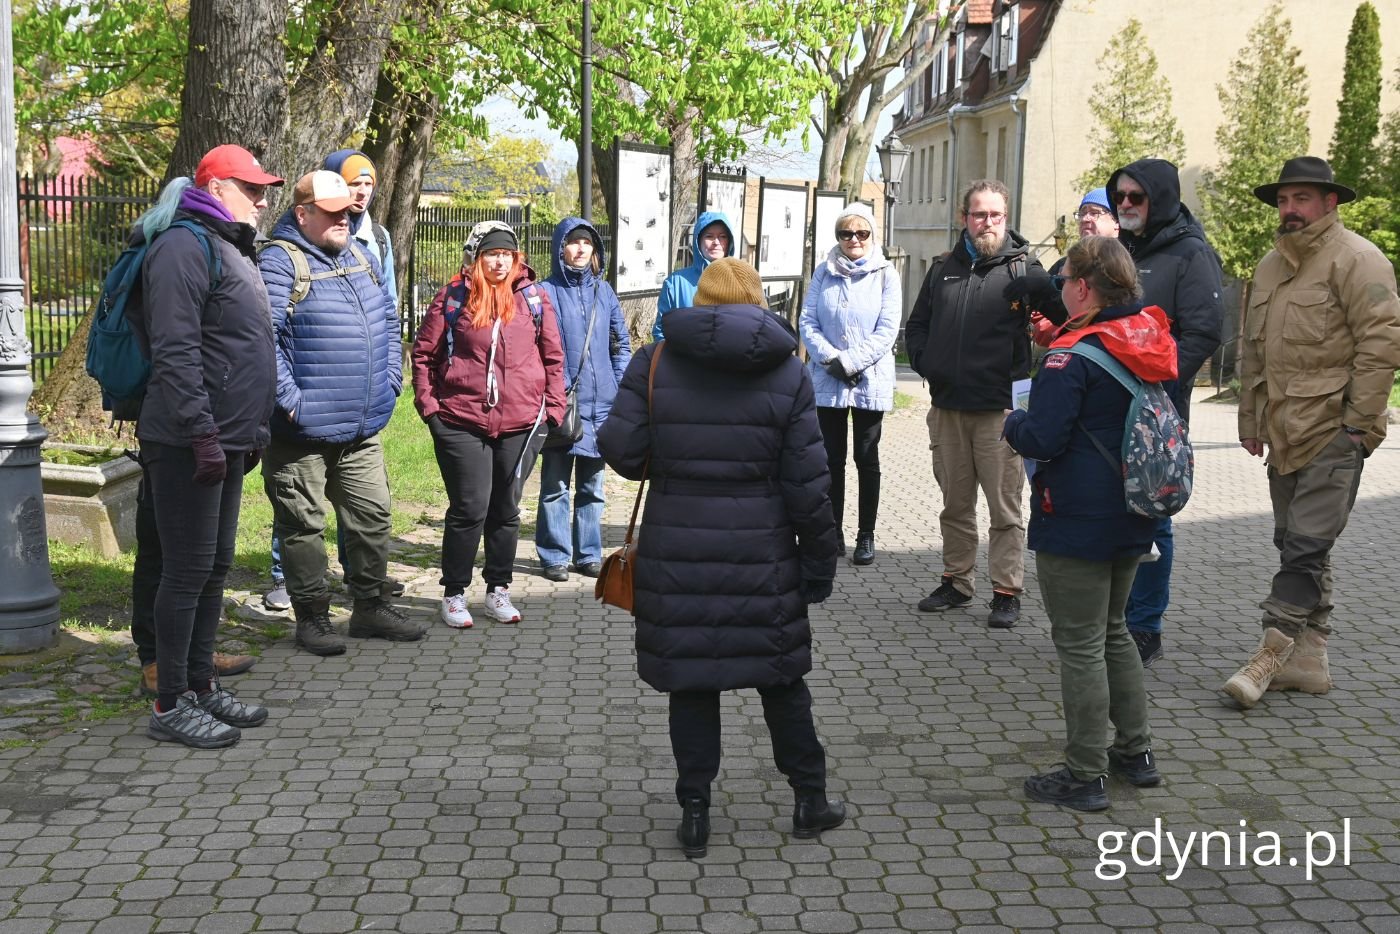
[179,187,236,224]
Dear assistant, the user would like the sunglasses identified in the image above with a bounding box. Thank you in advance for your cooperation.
[836,229,871,242]
[1050,274,1076,290]
[1112,189,1146,207]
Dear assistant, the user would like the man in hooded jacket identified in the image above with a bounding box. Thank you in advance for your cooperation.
[1106,159,1225,668]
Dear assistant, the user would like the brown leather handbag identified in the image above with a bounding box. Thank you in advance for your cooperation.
[595,343,663,612]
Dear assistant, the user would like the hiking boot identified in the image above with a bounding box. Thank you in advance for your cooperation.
[1222,628,1295,709]
[147,692,241,749]
[677,798,710,858]
[851,532,875,566]
[441,593,474,629]
[140,662,157,697]
[1107,747,1161,787]
[1132,630,1163,668]
[263,578,292,611]
[918,578,971,612]
[1024,766,1108,811]
[195,680,268,728]
[214,652,256,677]
[483,586,521,623]
[542,565,570,582]
[575,562,602,578]
[1267,627,1331,694]
[792,791,847,839]
[987,592,1021,628]
[349,598,427,641]
[294,597,346,656]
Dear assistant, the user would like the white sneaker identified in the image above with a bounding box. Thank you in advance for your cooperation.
[483,585,521,623]
[440,593,473,629]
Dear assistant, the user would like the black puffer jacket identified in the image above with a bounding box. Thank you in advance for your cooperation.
[1108,159,1224,421]
[904,231,1040,411]
[597,304,839,693]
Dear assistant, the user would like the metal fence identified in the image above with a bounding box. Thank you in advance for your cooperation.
[15,173,612,381]
[17,174,160,382]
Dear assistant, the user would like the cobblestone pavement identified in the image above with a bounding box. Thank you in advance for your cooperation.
[2,371,1399,933]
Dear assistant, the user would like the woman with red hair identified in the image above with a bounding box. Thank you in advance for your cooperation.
[412,222,566,628]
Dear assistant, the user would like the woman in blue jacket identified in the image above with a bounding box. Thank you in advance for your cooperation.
[535,218,632,581]
[799,203,900,565]
[653,210,736,341]
[1002,236,1177,812]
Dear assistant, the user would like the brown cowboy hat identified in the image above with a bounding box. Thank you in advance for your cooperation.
[1253,156,1356,205]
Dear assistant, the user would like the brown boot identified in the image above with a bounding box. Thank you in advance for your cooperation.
[1267,628,1331,693]
[141,662,157,697]
[1223,628,1295,709]
[214,652,256,677]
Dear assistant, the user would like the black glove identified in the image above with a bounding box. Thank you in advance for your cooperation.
[802,578,834,605]
[823,357,861,387]
[1003,267,1062,318]
[191,433,227,487]
[244,449,261,475]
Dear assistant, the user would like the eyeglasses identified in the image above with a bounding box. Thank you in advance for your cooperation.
[1074,208,1110,221]
[1112,189,1146,207]
[836,229,871,241]
[967,211,1006,224]
[1050,273,1077,290]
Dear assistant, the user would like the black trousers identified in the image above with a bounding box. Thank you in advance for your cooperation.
[816,406,884,535]
[430,419,540,592]
[668,679,827,807]
[143,441,244,697]
[130,458,160,666]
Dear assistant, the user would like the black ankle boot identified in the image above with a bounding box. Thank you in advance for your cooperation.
[677,798,709,857]
[792,791,846,839]
[852,532,875,566]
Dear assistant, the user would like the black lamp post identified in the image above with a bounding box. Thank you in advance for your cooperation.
[876,130,912,251]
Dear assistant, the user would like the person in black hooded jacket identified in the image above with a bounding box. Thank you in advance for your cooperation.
[598,258,846,859]
[1106,159,1225,668]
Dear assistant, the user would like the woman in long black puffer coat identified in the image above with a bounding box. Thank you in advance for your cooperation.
[598,258,845,859]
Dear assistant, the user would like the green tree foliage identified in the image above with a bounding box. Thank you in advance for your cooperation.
[1198,3,1310,281]
[1073,19,1186,193]
[1329,2,1383,195]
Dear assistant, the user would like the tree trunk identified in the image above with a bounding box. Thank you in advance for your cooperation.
[165,0,290,183]
[667,105,702,269]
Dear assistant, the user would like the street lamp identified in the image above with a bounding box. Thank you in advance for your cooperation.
[876,130,912,251]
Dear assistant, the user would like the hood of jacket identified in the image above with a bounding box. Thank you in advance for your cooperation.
[1050,303,1178,382]
[689,210,737,271]
[549,216,607,285]
[662,303,796,372]
[1108,158,1198,251]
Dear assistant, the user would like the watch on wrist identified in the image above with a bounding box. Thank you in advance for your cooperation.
[1344,425,1367,436]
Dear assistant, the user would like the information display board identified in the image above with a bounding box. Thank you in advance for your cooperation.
[612,143,673,296]
[756,181,809,280]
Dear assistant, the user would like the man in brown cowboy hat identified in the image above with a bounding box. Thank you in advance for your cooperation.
[1224,156,1400,709]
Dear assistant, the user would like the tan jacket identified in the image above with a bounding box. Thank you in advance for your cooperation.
[1239,211,1400,475]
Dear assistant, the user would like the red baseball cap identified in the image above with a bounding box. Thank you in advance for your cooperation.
[194,145,285,188]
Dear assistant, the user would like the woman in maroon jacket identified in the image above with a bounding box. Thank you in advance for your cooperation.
[412,222,566,628]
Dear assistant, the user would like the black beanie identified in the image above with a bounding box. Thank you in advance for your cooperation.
[476,227,518,253]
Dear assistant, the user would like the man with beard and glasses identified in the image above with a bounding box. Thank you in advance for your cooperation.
[1224,156,1400,709]
[1104,159,1224,669]
[905,179,1042,629]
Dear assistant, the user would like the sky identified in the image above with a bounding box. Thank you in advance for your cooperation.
[479,89,898,185]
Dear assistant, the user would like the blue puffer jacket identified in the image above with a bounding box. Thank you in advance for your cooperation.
[537,217,633,458]
[653,209,736,341]
[799,245,901,410]
[259,210,403,444]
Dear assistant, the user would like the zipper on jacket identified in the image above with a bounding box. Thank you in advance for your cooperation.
[353,264,371,439]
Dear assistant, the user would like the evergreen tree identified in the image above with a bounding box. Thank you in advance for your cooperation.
[1074,19,1186,192]
[1329,2,1383,195]
[1198,3,1310,281]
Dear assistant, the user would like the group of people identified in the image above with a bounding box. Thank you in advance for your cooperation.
[122,138,1400,855]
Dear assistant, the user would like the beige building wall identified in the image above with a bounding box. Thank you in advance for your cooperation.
[896,0,1400,306]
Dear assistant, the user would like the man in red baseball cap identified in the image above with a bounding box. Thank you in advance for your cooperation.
[190,145,285,228]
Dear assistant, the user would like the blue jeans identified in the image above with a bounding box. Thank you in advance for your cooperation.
[1125,517,1173,634]
[535,451,606,569]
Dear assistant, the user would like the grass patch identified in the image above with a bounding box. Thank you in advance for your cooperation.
[893,390,917,412]
[1390,377,1399,409]
[49,540,135,629]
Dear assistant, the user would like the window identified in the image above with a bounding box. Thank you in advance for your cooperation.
[996,126,1008,182]
[918,148,928,202]
[940,140,950,201]
[927,144,935,203]
[939,41,951,96]
[955,30,965,85]
[994,5,1019,72]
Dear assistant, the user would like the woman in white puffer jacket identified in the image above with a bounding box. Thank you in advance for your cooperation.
[799,202,902,566]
